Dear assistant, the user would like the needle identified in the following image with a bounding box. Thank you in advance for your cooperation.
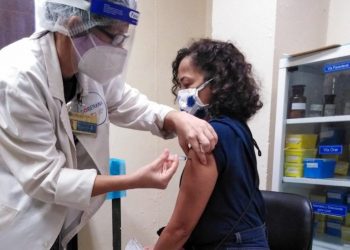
[178,155,190,161]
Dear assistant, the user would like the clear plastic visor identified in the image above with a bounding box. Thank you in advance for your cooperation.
[71,19,135,53]
[71,19,135,84]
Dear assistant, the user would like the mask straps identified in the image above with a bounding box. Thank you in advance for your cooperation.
[70,33,98,62]
[197,78,214,91]
[70,37,83,61]
[194,78,214,107]
[88,33,98,47]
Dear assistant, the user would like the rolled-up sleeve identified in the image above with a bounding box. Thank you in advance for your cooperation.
[56,168,96,209]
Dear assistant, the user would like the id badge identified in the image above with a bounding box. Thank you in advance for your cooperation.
[69,111,97,136]
[68,95,98,136]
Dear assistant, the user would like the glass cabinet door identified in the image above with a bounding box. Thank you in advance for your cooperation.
[281,55,350,248]
[287,56,350,119]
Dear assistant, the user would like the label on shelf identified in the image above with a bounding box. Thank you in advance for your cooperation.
[324,60,350,73]
[319,145,343,155]
[312,202,347,217]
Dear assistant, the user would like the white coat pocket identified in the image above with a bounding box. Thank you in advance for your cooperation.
[0,204,18,230]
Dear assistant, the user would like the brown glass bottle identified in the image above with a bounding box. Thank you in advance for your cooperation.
[288,85,307,118]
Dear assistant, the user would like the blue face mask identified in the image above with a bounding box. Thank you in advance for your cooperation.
[176,78,213,118]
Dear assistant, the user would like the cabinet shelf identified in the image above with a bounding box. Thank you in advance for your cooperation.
[273,45,350,250]
[283,177,350,187]
[287,115,350,125]
[313,233,350,250]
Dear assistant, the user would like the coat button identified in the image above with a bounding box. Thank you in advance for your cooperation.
[43,241,50,248]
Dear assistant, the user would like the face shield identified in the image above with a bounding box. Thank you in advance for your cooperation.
[36,0,139,84]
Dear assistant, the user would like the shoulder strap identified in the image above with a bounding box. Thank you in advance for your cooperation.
[211,118,261,249]
[211,118,260,187]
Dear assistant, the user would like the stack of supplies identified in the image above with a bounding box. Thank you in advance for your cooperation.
[284,134,317,177]
[310,189,350,242]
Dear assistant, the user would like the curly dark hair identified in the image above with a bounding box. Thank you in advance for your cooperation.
[171,38,263,122]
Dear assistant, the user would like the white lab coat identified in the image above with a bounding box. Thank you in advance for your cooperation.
[0,32,173,250]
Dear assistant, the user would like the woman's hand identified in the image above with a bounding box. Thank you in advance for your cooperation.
[164,111,218,164]
[92,149,178,196]
[132,149,179,189]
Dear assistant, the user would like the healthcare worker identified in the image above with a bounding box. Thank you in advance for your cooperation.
[0,0,217,249]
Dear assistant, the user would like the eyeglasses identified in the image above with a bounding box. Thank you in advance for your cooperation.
[96,26,129,47]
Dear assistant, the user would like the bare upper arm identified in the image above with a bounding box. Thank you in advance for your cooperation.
[165,149,218,233]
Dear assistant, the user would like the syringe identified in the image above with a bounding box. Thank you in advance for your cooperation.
[178,155,190,161]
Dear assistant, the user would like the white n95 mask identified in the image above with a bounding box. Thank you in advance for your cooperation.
[176,78,213,118]
[73,34,127,85]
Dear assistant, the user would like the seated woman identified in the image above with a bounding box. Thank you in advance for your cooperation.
[152,39,269,250]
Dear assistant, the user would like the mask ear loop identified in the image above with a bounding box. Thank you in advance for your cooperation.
[69,31,98,66]
[70,37,83,62]
[198,78,214,91]
[88,33,98,47]
[68,34,94,106]
[67,18,96,62]
[195,78,214,106]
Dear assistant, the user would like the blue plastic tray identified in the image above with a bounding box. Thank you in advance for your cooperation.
[303,158,336,178]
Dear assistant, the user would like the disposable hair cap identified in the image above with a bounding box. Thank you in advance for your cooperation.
[35,0,138,36]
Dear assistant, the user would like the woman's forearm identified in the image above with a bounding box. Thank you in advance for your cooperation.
[154,225,192,250]
[91,149,179,197]
[91,174,137,197]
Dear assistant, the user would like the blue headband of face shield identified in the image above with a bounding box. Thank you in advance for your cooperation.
[90,0,139,25]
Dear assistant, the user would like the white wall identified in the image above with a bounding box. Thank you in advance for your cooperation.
[327,0,350,45]
[212,0,278,189]
[275,0,329,56]
[79,1,212,249]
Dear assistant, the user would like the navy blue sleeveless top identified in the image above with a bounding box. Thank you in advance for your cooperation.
[187,116,266,246]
